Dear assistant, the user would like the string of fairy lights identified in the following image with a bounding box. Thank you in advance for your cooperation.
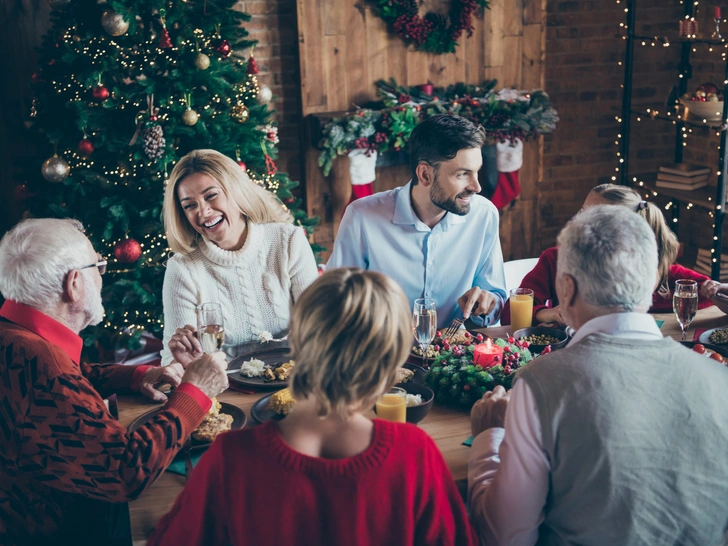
[615,0,728,266]
[39,21,279,332]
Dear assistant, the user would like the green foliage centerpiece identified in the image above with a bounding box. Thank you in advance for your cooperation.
[425,336,534,410]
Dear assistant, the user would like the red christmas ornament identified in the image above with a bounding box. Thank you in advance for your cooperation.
[31,72,43,84]
[215,39,232,58]
[159,28,172,48]
[419,83,434,96]
[247,56,259,75]
[92,85,110,100]
[77,138,94,155]
[237,160,247,170]
[114,238,142,264]
[283,197,294,204]
[14,184,35,202]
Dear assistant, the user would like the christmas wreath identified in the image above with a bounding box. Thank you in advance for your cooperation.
[425,336,535,410]
[373,0,490,55]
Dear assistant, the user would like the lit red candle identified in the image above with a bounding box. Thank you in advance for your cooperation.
[716,6,721,18]
[420,83,434,96]
[473,338,504,369]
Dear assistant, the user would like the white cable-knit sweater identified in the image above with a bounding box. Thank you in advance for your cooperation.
[161,222,319,366]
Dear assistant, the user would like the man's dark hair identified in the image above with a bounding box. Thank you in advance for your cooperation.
[409,114,485,185]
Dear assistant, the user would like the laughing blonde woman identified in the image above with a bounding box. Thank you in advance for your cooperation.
[160,149,318,367]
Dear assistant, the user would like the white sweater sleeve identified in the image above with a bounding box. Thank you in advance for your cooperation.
[288,227,319,303]
[161,258,199,366]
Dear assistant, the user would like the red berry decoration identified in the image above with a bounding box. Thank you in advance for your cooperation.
[463,384,470,391]
[77,138,94,155]
[436,330,442,337]
[247,56,259,75]
[507,336,515,344]
[541,345,552,355]
[464,331,471,338]
[504,366,512,375]
[503,346,511,353]
[464,340,471,346]
[114,238,142,264]
[14,184,35,202]
[237,161,247,170]
[159,28,172,48]
[215,39,232,58]
[475,333,484,342]
[433,344,440,352]
[92,85,109,100]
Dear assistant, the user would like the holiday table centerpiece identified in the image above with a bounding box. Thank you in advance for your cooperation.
[425,335,541,410]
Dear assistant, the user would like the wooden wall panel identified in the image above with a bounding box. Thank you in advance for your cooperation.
[297,0,547,260]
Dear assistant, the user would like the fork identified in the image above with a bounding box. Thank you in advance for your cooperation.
[441,303,480,341]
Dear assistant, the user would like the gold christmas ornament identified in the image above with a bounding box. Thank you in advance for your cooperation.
[182,108,199,126]
[194,53,210,70]
[41,155,70,183]
[230,103,250,123]
[101,10,130,36]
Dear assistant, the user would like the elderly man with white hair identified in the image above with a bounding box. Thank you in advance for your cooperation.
[468,205,728,545]
[0,218,229,546]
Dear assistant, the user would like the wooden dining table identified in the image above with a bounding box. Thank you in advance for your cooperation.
[118,306,728,543]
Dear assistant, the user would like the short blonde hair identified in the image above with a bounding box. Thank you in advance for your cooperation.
[288,268,412,419]
[590,183,679,296]
[163,149,292,254]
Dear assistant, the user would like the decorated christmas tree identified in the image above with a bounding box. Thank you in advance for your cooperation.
[18,0,319,355]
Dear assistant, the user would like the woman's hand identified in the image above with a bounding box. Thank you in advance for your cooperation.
[535,306,564,327]
[169,324,203,368]
[702,280,728,314]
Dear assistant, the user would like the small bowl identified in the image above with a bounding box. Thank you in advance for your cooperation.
[513,326,569,354]
[680,98,724,122]
[373,383,435,424]
[402,362,427,384]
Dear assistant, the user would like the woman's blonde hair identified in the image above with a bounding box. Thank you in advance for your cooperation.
[590,183,679,295]
[288,268,412,420]
[163,149,292,254]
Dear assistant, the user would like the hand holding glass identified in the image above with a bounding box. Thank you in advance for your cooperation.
[413,298,437,368]
[196,302,225,353]
[673,280,698,342]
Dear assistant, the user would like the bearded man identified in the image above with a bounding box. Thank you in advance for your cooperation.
[328,114,506,327]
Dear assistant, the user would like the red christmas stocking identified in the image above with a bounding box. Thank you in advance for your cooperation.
[345,149,377,214]
[490,139,524,210]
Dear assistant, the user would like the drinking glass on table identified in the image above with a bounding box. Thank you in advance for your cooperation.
[673,280,698,342]
[375,387,407,423]
[196,302,225,353]
[510,288,534,331]
[413,298,437,368]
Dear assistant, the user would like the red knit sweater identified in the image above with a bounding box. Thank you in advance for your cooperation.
[501,247,712,325]
[0,301,211,545]
[148,419,480,546]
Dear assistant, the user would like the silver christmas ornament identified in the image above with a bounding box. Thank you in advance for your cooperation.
[194,53,210,70]
[101,10,130,36]
[41,155,70,183]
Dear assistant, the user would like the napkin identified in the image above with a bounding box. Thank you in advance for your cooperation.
[167,450,204,476]
[463,436,474,447]
[655,319,665,329]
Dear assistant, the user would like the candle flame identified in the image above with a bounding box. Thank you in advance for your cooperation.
[485,338,492,350]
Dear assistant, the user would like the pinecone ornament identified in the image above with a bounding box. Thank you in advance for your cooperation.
[399,0,418,16]
[424,12,449,29]
[142,124,165,160]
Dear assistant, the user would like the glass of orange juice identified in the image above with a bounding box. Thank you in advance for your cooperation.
[510,288,534,331]
[375,387,407,423]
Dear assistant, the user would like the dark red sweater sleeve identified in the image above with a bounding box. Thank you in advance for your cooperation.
[9,342,208,503]
[502,247,559,326]
[80,361,150,398]
[650,263,713,312]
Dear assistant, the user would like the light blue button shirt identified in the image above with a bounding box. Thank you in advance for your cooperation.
[328,182,507,328]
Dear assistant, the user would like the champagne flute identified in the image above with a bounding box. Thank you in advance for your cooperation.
[413,298,437,369]
[196,302,225,353]
[673,280,698,342]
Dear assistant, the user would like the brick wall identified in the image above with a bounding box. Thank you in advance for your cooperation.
[236,0,303,182]
[541,0,683,249]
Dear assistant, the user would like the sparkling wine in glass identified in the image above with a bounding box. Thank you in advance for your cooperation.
[673,280,698,342]
[197,302,225,353]
[413,298,437,368]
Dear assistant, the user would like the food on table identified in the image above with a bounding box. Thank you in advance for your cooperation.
[395,367,415,383]
[263,360,295,381]
[404,393,423,407]
[239,358,266,377]
[192,397,234,442]
[708,328,728,345]
[412,330,485,357]
[690,343,727,365]
[269,388,296,415]
[520,333,561,345]
[412,344,439,358]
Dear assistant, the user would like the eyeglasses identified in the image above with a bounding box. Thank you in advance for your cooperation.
[79,256,107,275]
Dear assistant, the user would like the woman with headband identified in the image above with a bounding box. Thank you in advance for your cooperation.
[502,183,728,326]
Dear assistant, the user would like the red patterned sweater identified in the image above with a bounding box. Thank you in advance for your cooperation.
[0,300,211,545]
[501,247,712,325]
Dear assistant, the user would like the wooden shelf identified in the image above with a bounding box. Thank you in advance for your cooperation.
[631,108,726,131]
[631,174,718,210]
